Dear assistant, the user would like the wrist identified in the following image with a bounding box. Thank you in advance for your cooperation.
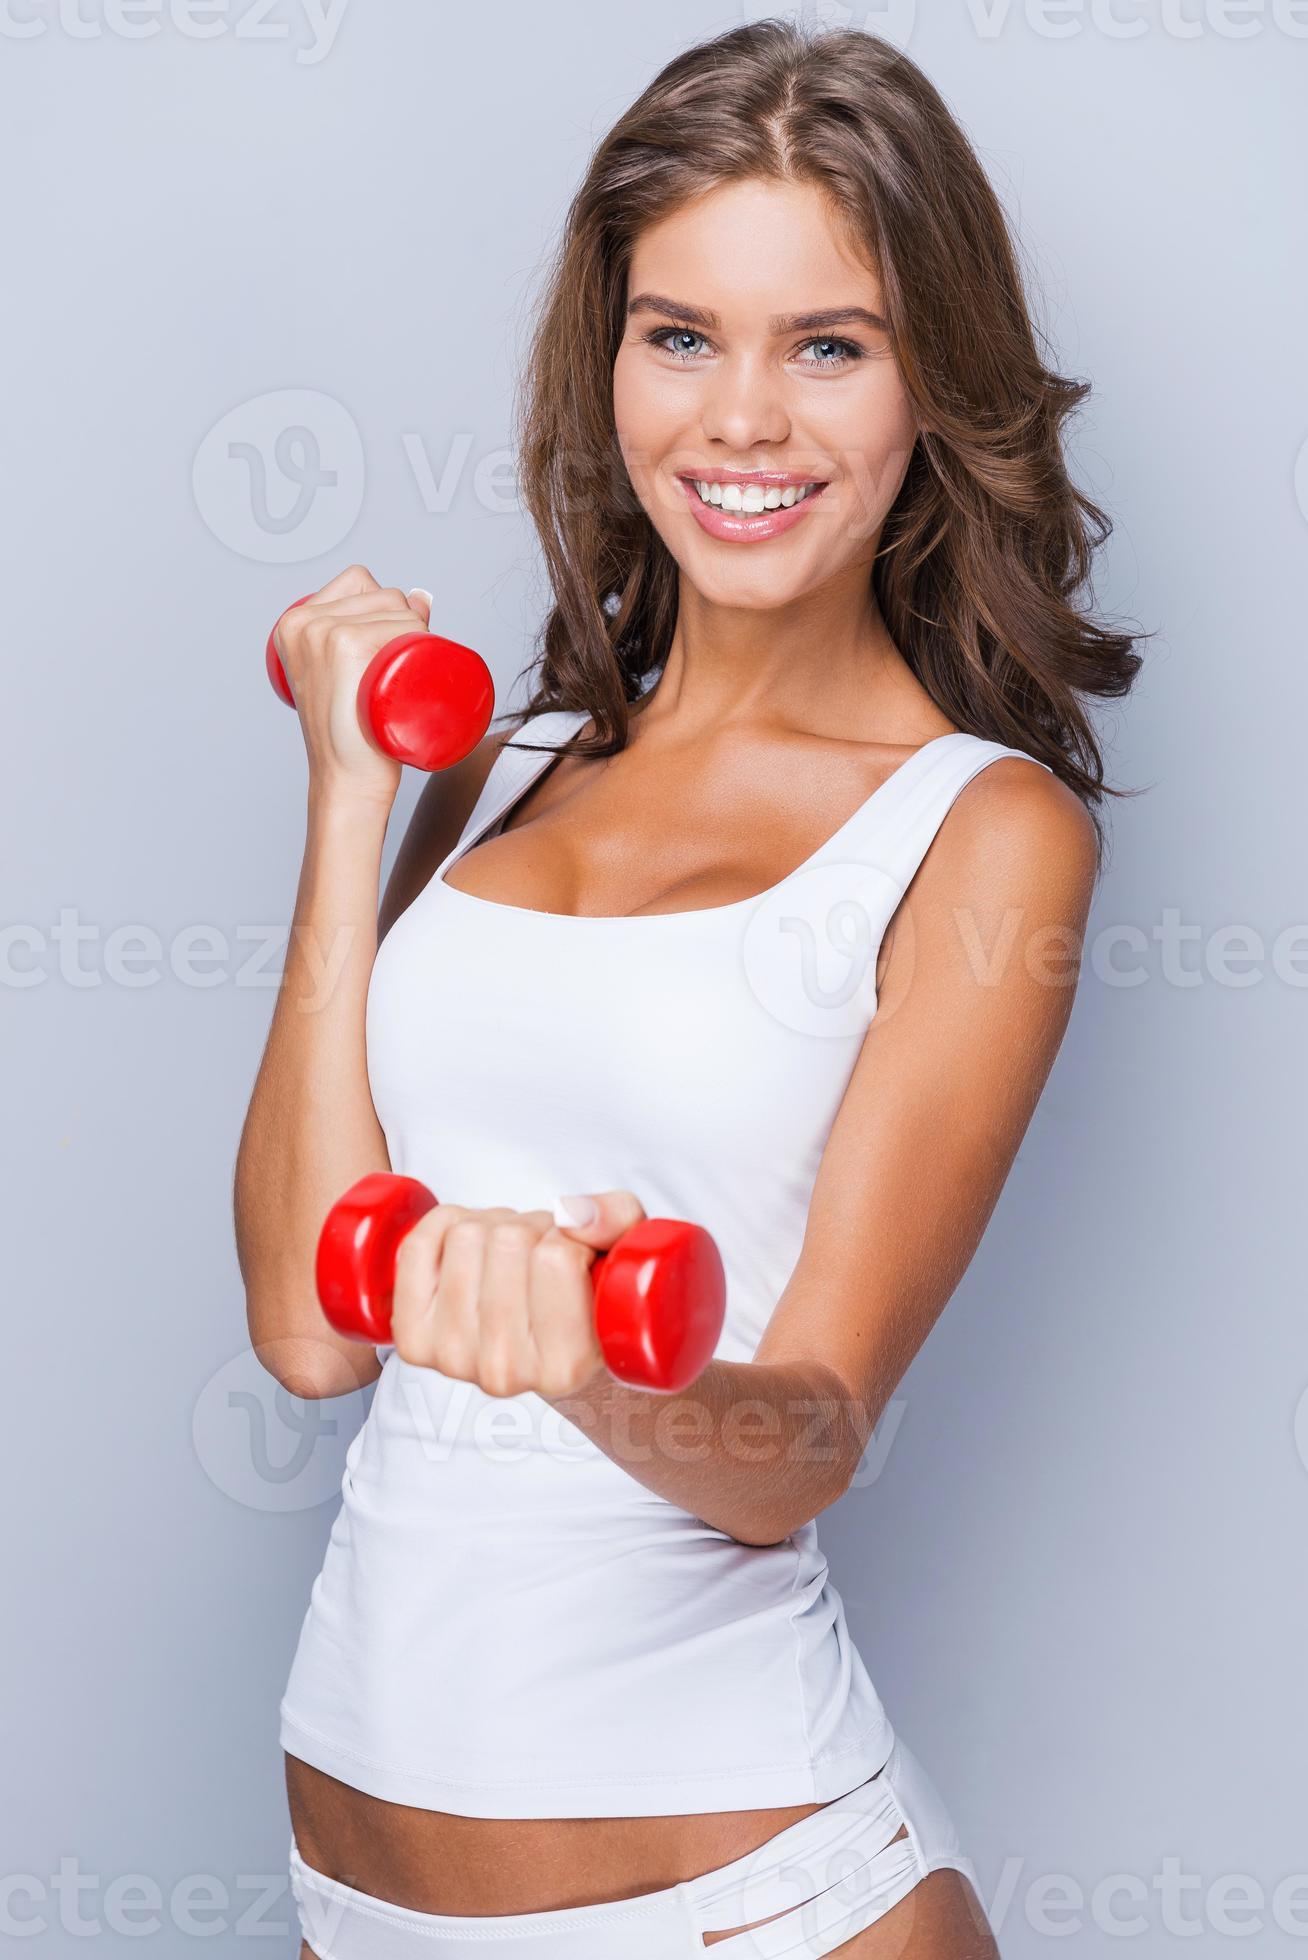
[306,778,396,829]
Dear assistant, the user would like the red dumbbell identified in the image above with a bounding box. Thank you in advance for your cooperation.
[266,595,495,772]
[315,1172,727,1395]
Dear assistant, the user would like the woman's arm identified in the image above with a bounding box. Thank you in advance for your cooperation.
[547,759,1099,1545]
[232,567,501,1400]
[234,781,392,1401]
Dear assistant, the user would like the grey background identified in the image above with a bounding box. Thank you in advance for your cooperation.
[3,2,1304,1953]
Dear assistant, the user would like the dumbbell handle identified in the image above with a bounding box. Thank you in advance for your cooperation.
[315,1173,726,1395]
[266,596,494,773]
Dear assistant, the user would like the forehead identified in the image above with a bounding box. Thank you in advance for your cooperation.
[626,177,879,316]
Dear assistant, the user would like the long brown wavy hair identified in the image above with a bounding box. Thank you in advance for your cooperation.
[505,18,1142,863]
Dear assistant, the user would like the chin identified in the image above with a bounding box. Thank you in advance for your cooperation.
[681,564,819,610]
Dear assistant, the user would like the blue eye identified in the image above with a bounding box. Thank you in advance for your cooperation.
[646,326,709,361]
[798,336,861,369]
[642,325,863,370]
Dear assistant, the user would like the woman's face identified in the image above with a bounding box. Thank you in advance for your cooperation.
[612,175,918,613]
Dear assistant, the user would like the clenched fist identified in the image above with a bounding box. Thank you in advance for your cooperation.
[268,562,433,807]
[390,1190,648,1398]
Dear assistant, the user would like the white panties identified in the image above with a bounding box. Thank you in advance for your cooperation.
[290,1732,983,1959]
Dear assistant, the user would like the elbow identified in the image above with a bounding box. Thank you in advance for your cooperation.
[264,1352,342,1401]
[732,1524,796,1549]
[725,1493,825,1549]
[732,1454,864,1547]
[729,1496,833,1549]
[250,1328,334,1400]
[246,1294,381,1400]
[255,1336,381,1401]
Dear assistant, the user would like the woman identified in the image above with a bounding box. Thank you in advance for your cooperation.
[236,20,1139,1958]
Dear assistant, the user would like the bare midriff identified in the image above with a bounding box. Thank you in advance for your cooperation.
[285,1751,877,1918]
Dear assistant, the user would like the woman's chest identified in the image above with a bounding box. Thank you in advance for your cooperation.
[363,885,881,1216]
[443,729,901,921]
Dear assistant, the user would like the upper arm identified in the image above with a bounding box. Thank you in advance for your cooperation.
[754,758,1098,1449]
[377,728,508,943]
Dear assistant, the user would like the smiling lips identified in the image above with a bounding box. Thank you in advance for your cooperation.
[677,472,830,541]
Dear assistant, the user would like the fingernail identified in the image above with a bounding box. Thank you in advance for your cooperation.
[408,586,434,612]
[553,1194,598,1228]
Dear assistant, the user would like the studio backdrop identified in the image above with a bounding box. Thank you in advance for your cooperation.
[3,4,1303,1954]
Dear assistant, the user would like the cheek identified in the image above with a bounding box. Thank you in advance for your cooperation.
[612,359,647,501]
[613,349,694,535]
[612,342,658,431]
[821,376,919,530]
[617,338,732,442]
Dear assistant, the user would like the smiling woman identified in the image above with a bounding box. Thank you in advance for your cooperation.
[235,16,1141,1960]
[622,229,894,549]
[512,46,1138,815]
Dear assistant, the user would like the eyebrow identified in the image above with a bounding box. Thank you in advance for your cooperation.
[626,292,888,335]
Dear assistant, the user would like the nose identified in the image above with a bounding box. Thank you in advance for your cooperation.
[698,348,790,451]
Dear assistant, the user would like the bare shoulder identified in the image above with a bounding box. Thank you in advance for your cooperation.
[927,749,1099,917]
[376,724,512,942]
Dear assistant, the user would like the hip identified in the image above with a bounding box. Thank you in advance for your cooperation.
[287,1733,983,1957]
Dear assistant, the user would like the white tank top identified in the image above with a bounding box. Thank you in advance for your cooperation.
[279,702,1053,1818]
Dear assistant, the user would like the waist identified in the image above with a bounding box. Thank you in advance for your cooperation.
[285,1755,843,1918]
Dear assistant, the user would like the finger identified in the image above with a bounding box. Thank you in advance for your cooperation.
[291,605,428,657]
[275,601,430,690]
[477,1221,541,1398]
[293,588,417,623]
[390,1203,489,1373]
[302,563,384,604]
[290,609,434,690]
[549,1189,647,1251]
[423,1215,489,1380]
[389,1212,445,1366]
[528,1229,605,1398]
[407,585,434,626]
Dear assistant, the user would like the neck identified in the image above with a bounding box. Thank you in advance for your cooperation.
[637,573,927,746]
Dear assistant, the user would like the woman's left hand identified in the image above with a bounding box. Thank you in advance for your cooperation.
[389,1190,648,1397]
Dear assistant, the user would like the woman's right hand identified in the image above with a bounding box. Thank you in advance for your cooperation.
[269,563,434,808]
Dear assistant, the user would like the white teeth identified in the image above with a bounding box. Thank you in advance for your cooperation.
[693,479,820,512]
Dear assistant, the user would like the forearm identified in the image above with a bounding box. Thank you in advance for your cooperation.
[544,1356,869,1547]
[234,785,393,1396]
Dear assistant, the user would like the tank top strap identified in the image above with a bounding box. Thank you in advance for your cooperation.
[820,730,1056,900]
[441,709,587,872]
[468,670,657,833]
